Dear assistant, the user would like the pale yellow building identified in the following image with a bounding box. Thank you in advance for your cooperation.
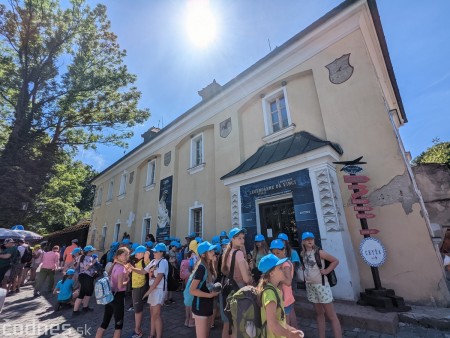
[89,0,450,306]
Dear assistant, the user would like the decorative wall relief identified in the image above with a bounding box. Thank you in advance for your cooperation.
[231,191,240,228]
[220,118,232,138]
[325,54,354,84]
[164,151,171,166]
[314,167,344,231]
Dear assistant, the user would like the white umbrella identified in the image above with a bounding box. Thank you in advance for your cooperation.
[0,228,25,240]
[13,229,43,241]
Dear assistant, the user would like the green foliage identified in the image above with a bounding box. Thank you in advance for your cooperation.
[0,0,149,225]
[413,138,450,166]
[26,154,97,234]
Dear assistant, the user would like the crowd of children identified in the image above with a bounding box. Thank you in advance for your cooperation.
[45,229,341,338]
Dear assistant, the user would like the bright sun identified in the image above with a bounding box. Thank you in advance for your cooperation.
[185,0,218,48]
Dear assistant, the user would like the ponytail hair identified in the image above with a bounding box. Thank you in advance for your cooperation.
[221,243,232,276]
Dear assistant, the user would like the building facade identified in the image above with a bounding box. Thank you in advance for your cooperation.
[89,0,450,306]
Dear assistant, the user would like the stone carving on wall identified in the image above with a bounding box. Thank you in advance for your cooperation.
[164,151,171,166]
[315,168,344,231]
[325,54,354,84]
[220,118,232,138]
[231,191,240,227]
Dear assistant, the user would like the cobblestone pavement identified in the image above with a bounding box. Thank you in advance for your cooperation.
[0,283,449,338]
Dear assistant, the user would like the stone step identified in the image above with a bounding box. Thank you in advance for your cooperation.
[294,291,399,335]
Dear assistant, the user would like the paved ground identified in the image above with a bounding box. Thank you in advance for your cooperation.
[0,281,449,337]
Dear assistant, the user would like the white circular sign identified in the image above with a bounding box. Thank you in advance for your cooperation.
[359,237,386,267]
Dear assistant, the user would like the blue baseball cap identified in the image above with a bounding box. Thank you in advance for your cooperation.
[221,238,230,246]
[197,241,217,256]
[220,230,228,237]
[301,232,315,241]
[145,241,154,248]
[110,242,119,248]
[255,234,265,242]
[66,269,75,275]
[131,245,147,256]
[92,254,98,259]
[277,233,289,241]
[151,243,167,252]
[269,239,285,250]
[131,243,139,250]
[229,227,246,239]
[83,245,96,252]
[170,241,181,248]
[195,237,203,243]
[186,232,197,239]
[211,236,220,245]
[71,247,81,255]
[258,253,288,274]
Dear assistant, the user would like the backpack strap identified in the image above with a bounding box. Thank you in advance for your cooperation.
[154,258,167,291]
[314,247,325,286]
[195,264,208,311]
[228,249,239,280]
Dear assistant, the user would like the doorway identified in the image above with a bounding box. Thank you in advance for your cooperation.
[259,198,299,249]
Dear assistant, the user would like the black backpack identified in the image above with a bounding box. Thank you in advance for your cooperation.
[21,246,33,264]
[302,247,337,287]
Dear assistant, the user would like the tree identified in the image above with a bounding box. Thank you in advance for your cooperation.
[0,0,150,225]
[413,138,450,166]
[26,154,96,234]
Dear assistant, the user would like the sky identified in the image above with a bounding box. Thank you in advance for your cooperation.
[71,0,450,171]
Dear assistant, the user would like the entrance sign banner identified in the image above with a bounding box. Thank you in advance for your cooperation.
[359,237,386,267]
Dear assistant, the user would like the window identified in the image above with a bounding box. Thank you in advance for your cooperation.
[95,187,103,206]
[190,207,203,237]
[91,228,96,246]
[141,217,152,243]
[119,173,127,197]
[114,223,120,242]
[145,160,156,187]
[106,180,114,202]
[262,87,292,137]
[100,226,107,250]
[191,134,203,167]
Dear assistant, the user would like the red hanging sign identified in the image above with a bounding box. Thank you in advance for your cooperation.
[354,206,373,211]
[352,198,370,205]
[344,175,370,183]
[360,229,380,235]
[356,213,376,219]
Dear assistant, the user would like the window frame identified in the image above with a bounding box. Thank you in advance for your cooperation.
[95,186,103,207]
[106,180,114,202]
[118,172,127,198]
[145,159,156,189]
[113,223,120,242]
[189,204,203,238]
[262,87,293,137]
[141,217,152,243]
[100,225,107,250]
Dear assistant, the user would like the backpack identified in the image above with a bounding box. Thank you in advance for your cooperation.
[95,270,114,305]
[227,284,284,338]
[149,258,167,291]
[21,246,33,264]
[180,259,190,280]
[99,252,108,268]
[167,262,180,291]
[183,263,207,309]
[302,247,337,287]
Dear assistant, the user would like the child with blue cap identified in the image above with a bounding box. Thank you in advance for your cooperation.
[53,268,77,311]
[301,232,341,338]
[257,254,305,338]
[250,234,269,283]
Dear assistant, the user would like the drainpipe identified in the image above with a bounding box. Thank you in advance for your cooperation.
[388,109,445,268]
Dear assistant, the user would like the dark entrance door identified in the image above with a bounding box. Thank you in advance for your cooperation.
[259,199,298,249]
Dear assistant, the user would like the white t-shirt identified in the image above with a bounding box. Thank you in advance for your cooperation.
[145,258,168,289]
[17,245,26,258]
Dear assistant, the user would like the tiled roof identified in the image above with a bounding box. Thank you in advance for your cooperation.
[44,219,90,238]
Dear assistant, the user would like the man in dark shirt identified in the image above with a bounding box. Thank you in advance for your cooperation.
[0,238,19,285]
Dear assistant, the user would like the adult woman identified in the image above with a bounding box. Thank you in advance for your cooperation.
[250,234,269,283]
[29,244,43,282]
[73,245,97,314]
[190,241,221,338]
[270,239,297,328]
[258,254,304,338]
[220,227,252,338]
[142,243,169,338]
[301,232,341,338]
[34,245,60,297]
[95,247,130,338]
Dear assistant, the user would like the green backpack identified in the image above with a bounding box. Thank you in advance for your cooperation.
[228,284,284,338]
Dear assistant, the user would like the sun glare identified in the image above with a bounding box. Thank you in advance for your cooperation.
[185,0,218,48]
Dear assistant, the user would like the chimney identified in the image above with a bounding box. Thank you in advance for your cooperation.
[141,126,161,143]
[198,79,222,101]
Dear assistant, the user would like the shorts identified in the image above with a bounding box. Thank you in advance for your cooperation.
[285,304,293,314]
[132,285,147,313]
[306,283,333,304]
[9,263,24,281]
[147,288,166,306]
[193,313,209,319]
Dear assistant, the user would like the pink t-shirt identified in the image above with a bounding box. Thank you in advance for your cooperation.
[226,249,246,287]
[110,263,127,292]
[41,251,60,270]
[281,261,295,307]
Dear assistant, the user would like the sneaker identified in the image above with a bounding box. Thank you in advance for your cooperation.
[130,331,143,338]
[127,306,135,312]
[72,311,81,316]
[82,307,94,312]
[163,300,170,306]
[33,291,41,297]
[168,298,175,303]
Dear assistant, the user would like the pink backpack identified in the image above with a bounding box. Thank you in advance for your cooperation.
[180,259,190,280]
